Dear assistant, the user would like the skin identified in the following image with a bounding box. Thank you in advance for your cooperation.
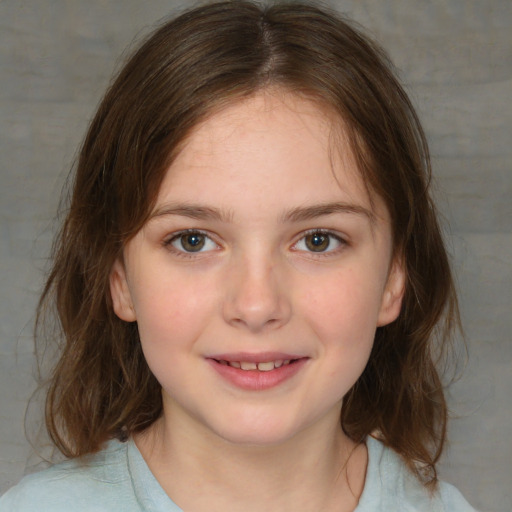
[110,90,405,512]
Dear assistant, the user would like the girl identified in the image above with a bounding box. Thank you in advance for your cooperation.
[1,2,477,510]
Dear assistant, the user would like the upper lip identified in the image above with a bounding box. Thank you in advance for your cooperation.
[207,352,306,363]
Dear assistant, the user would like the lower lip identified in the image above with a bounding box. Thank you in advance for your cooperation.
[207,358,308,391]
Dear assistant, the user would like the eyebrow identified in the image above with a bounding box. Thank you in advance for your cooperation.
[150,203,234,222]
[150,201,375,225]
[281,202,375,224]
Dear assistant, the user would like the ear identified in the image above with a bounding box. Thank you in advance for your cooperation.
[109,258,137,322]
[377,257,406,327]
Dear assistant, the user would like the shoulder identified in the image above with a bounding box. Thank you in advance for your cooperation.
[0,440,139,512]
[358,436,478,512]
[437,481,479,512]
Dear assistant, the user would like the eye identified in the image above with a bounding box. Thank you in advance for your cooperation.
[294,230,344,253]
[167,230,218,253]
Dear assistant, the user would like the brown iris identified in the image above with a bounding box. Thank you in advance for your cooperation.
[179,232,206,252]
[305,232,330,252]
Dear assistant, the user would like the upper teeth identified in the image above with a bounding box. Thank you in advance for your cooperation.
[221,360,291,371]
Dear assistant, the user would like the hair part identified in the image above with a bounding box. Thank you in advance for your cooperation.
[36,0,460,487]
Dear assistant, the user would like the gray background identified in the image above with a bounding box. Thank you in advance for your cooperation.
[0,1,510,510]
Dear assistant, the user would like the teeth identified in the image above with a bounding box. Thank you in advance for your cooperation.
[223,359,294,371]
[257,361,275,372]
[240,361,257,370]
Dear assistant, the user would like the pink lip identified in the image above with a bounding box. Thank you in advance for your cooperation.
[209,351,304,363]
[206,354,309,391]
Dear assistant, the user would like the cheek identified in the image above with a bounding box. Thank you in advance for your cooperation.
[132,279,217,397]
[300,269,384,385]
[131,271,218,357]
[303,269,385,338]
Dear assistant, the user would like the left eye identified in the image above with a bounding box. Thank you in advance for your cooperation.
[168,231,218,253]
[294,231,343,253]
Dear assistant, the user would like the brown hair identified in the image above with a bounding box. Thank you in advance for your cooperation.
[37,0,460,486]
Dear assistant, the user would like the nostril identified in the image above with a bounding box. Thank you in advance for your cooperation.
[222,270,292,332]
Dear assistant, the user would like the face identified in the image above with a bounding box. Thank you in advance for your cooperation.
[110,91,404,447]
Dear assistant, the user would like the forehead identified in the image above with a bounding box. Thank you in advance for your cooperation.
[155,90,383,219]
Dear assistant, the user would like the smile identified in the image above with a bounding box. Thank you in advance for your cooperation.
[217,359,293,371]
[208,355,308,391]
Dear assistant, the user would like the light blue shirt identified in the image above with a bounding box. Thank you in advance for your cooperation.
[0,436,477,511]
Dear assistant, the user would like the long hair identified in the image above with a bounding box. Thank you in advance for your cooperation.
[37,1,460,486]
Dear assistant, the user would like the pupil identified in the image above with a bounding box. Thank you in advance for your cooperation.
[182,233,205,252]
[306,233,329,252]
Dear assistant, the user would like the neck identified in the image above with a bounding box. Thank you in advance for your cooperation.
[135,409,367,512]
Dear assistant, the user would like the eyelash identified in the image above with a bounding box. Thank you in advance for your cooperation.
[163,228,347,258]
[292,229,347,257]
[163,229,220,259]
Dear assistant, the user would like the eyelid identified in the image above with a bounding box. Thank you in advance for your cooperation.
[162,227,347,258]
[291,229,348,255]
[163,229,220,255]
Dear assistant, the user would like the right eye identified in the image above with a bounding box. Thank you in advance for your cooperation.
[292,230,345,254]
[166,230,219,253]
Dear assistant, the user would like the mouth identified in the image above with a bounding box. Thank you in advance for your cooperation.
[206,354,308,390]
[215,359,297,371]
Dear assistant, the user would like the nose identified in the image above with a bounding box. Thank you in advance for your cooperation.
[222,254,292,333]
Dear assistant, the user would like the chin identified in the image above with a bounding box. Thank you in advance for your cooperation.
[217,428,298,448]
[207,412,315,448]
